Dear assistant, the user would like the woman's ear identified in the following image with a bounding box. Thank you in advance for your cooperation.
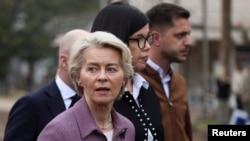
[76,77,82,86]
[122,80,126,86]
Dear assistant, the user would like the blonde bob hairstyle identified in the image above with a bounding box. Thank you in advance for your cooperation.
[68,31,134,96]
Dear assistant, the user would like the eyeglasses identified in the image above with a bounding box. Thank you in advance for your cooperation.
[129,34,153,49]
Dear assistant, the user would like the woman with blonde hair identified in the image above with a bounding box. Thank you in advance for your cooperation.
[38,31,135,141]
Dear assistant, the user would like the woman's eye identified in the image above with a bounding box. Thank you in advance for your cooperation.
[107,67,117,73]
[87,67,97,72]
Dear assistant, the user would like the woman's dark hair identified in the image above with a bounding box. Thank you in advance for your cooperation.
[91,1,149,45]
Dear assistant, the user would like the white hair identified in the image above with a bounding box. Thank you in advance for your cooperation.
[68,31,134,96]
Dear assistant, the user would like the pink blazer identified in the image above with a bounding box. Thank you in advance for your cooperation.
[37,97,135,141]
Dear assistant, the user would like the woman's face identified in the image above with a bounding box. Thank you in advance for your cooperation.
[129,24,151,72]
[77,46,125,106]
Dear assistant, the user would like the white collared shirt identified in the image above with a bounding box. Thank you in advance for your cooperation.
[131,73,154,141]
[132,73,149,106]
[147,59,172,100]
[55,75,76,109]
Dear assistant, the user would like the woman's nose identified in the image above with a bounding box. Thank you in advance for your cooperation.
[97,70,107,82]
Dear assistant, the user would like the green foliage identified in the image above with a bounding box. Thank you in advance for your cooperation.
[10,0,99,61]
[0,0,99,92]
[0,0,15,79]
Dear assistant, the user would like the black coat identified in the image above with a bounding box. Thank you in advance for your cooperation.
[114,85,164,141]
[4,80,66,141]
[216,79,231,99]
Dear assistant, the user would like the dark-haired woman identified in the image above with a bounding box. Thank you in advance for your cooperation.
[91,2,164,141]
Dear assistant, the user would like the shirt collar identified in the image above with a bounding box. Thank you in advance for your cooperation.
[147,59,161,73]
[147,59,173,82]
[132,73,149,100]
[76,97,129,139]
[55,75,76,100]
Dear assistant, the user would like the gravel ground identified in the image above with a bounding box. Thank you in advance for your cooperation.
[0,97,16,141]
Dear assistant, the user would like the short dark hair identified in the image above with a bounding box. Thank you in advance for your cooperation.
[91,1,149,45]
[146,3,190,30]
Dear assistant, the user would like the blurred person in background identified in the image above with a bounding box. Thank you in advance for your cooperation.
[242,66,250,116]
[215,67,231,124]
[231,60,245,110]
[139,3,193,141]
[4,29,89,141]
[91,1,164,141]
[38,31,135,141]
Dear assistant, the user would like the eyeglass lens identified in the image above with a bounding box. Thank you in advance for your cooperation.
[138,34,153,49]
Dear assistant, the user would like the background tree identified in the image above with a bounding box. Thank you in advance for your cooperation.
[0,0,99,94]
[0,0,17,94]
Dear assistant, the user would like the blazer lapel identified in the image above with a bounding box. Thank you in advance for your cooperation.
[45,80,66,117]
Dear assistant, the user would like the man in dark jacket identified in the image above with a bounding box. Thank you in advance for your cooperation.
[4,29,89,141]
